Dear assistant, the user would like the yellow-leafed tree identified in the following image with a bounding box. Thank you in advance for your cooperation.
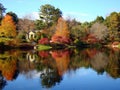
[55,17,69,37]
[51,17,70,44]
[0,14,17,38]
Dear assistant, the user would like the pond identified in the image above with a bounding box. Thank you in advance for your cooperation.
[0,48,120,90]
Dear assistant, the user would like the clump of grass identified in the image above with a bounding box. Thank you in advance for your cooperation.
[35,44,52,51]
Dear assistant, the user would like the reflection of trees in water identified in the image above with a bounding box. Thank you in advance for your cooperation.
[37,48,120,81]
[1,48,120,89]
[0,72,6,90]
[40,69,62,88]
[36,51,62,88]
[50,50,70,76]
[0,50,39,82]
[0,50,20,89]
[70,49,90,69]
[0,50,19,81]
[90,52,109,74]
[38,51,49,58]
[36,51,55,72]
[70,48,120,78]
[18,58,35,75]
[17,51,39,78]
[37,50,71,88]
[106,50,120,78]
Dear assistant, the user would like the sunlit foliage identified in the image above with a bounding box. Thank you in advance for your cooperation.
[51,17,70,44]
[105,12,120,41]
[0,14,17,38]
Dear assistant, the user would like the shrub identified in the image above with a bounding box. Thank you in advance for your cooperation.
[38,38,49,45]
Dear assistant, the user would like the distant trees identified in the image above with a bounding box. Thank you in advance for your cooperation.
[17,16,35,32]
[105,12,120,41]
[90,22,108,40]
[67,19,91,44]
[94,16,104,23]
[1,3,120,46]
[16,16,36,42]
[33,5,120,44]
[67,19,81,39]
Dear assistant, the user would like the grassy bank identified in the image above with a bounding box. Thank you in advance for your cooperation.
[35,44,52,51]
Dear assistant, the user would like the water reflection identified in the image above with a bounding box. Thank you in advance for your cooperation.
[0,72,6,90]
[0,48,120,89]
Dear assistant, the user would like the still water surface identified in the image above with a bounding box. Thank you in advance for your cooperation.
[0,48,120,90]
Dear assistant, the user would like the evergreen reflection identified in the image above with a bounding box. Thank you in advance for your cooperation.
[40,69,62,88]
[37,50,63,88]
[0,71,6,90]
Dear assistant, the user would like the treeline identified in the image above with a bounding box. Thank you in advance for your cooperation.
[0,3,120,46]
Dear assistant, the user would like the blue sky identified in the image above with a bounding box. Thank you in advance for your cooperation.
[1,0,120,22]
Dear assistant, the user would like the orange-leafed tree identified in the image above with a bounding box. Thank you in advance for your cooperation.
[0,14,17,37]
[0,59,17,81]
[50,50,70,76]
[51,17,70,44]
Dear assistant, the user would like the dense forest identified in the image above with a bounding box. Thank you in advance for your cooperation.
[0,3,120,49]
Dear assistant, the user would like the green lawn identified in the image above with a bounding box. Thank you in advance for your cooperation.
[117,44,120,49]
[35,44,52,51]
[0,37,13,43]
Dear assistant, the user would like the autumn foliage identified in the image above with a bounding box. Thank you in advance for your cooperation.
[38,51,49,58]
[51,17,70,44]
[0,14,17,37]
[54,17,69,37]
[83,48,99,59]
[38,38,49,45]
[51,35,70,44]
[50,50,70,76]
[0,59,17,80]
[83,34,99,44]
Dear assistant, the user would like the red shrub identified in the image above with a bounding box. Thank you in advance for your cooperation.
[38,51,49,58]
[38,38,49,45]
[82,34,99,44]
[51,35,70,44]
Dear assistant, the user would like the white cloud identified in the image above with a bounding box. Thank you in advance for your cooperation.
[31,12,39,20]
[22,11,91,22]
[21,12,39,20]
[63,11,91,22]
